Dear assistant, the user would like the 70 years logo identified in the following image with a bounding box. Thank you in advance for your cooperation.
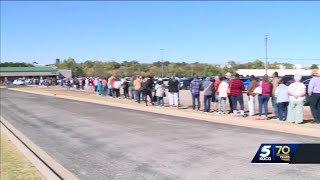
[251,144,300,164]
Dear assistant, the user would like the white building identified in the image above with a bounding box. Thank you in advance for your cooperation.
[237,69,312,77]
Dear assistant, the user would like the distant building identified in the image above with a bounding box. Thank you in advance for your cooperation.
[0,66,72,81]
[237,69,313,77]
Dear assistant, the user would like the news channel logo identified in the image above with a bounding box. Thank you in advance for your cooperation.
[251,144,300,164]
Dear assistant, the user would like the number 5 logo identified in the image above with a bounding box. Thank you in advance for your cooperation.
[260,145,271,157]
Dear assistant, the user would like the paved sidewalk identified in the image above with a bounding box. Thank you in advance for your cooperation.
[6,87,320,138]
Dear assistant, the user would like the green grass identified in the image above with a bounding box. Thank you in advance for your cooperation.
[0,131,44,180]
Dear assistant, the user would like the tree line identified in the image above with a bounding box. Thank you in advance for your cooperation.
[56,57,310,78]
[1,59,318,78]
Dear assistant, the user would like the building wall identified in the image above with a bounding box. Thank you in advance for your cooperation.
[237,69,313,77]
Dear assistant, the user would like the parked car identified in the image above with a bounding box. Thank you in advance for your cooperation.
[179,77,193,90]
[240,78,251,91]
[281,75,312,86]
[12,79,25,85]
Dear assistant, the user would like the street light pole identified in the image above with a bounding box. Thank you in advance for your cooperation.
[265,35,268,74]
[160,49,164,77]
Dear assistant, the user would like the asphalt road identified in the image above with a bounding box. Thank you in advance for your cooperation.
[1,89,319,180]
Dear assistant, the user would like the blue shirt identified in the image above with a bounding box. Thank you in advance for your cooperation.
[308,76,320,96]
[275,84,289,103]
[190,79,201,95]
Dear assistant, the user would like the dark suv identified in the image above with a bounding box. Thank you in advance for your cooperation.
[281,75,312,86]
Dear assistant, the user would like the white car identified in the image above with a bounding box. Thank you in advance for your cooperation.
[13,79,25,85]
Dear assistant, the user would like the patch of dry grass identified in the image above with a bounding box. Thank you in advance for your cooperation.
[0,131,44,180]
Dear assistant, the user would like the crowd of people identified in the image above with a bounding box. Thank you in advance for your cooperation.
[59,69,320,125]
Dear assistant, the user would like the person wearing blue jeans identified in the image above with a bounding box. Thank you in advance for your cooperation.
[135,90,141,103]
[272,97,279,119]
[258,95,270,118]
[203,95,212,112]
[278,102,289,121]
[231,95,244,115]
[192,94,200,110]
[157,96,164,106]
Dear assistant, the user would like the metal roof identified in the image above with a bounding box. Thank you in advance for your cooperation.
[0,66,57,72]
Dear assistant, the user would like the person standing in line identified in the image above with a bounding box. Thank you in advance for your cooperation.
[275,80,289,121]
[142,76,154,106]
[217,77,228,114]
[89,77,94,91]
[287,74,306,124]
[256,74,272,120]
[97,79,103,95]
[229,74,245,117]
[134,76,142,103]
[122,78,129,99]
[101,78,107,96]
[155,78,165,107]
[168,76,179,108]
[225,72,234,114]
[212,76,221,112]
[85,78,89,91]
[94,78,99,92]
[271,72,280,119]
[113,78,122,98]
[110,77,115,98]
[129,77,135,100]
[308,69,320,124]
[246,75,257,116]
[202,77,214,113]
[190,76,202,111]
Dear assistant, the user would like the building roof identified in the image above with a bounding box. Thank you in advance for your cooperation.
[0,66,57,72]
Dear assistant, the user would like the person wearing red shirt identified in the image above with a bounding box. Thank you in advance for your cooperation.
[229,74,245,117]
[212,76,221,112]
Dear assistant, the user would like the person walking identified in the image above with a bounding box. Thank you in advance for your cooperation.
[256,74,272,120]
[287,74,306,124]
[308,69,320,124]
[246,75,257,116]
[212,76,221,112]
[225,72,234,114]
[190,76,202,111]
[271,72,280,119]
[202,77,213,113]
[134,76,142,103]
[168,76,179,108]
[275,80,289,121]
[229,74,245,117]
[217,77,228,114]
[155,79,165,107]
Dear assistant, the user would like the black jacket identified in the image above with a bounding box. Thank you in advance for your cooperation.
[142,78,153,91]
[168,79,179,92]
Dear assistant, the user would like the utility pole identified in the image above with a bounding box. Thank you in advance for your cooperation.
[160,49,164,77]
[265,35,268,74]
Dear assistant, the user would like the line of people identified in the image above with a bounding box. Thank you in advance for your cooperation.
[63,69,320,125]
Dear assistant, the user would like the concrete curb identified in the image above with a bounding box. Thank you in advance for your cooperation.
[0,116,78,180]
[8,88,320,138]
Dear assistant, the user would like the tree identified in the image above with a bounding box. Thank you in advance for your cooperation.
[310,64,319,69]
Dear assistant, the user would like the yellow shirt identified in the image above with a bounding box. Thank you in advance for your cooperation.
[134,79,141,90]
